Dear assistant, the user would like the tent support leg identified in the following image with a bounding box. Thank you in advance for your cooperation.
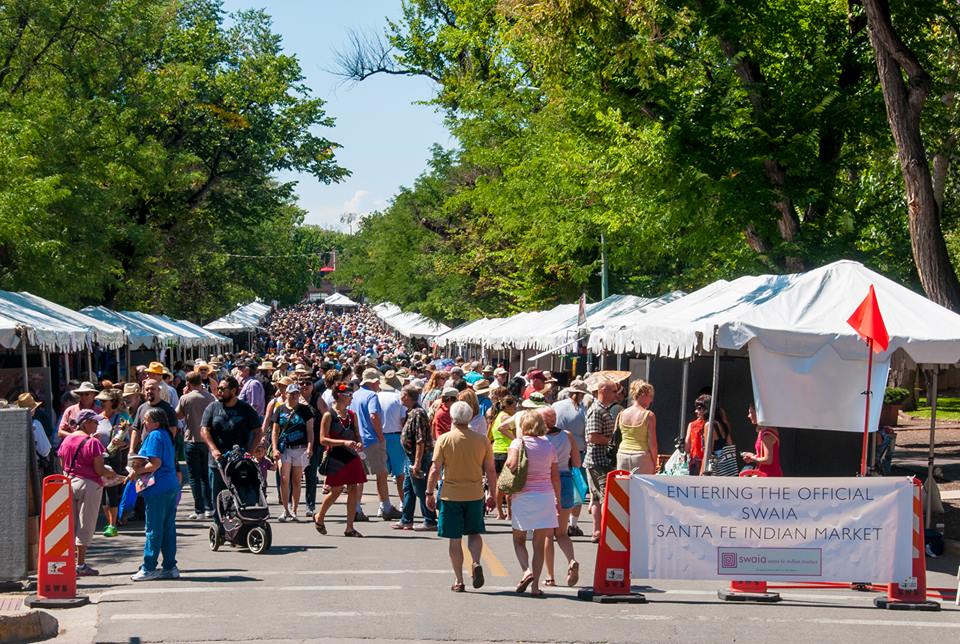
[86,350,93,382]
[42,351,53,413]
[126,344,132,382]
[20,329,29,393]
[115,347,121,382]
[600,351,606,371]
[679,359,690,440]
[925,368,938,529]
[702,333,721,475]
[617,353,623,370]
[64,353,71,384]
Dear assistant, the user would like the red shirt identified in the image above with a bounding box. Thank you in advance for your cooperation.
[687,418,705,460]
[432,403,452,439]
[522,383,544,400]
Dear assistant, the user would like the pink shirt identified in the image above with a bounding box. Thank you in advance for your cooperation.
[511,436,556,495]
[58,432,105,483]
[58,403,90,434]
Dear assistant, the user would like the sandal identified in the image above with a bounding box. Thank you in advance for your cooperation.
[391,522,413,531]
[566,560,580,587]
[515,572,534,594]
[450,582,465,592]
[471,563,485,589]
[530,588,545,597]
[314,522,326,535]
[343,529,364,538]
[543,578,556,587]
[591,533,600,543]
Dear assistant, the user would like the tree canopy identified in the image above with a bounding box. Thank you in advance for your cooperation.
[334,0,960,321]
[0,0,348,320]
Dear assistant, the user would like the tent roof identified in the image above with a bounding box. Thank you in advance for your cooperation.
[372,302,450,338]
[81,306,176,350]
[324,293,358,307]
[435,318,491,348]
[593,260,960,364]
[0,311,20,350]
[0,290,126,351]
[204,301,271,333]
[171,317,232,346]
[121,311,208,348]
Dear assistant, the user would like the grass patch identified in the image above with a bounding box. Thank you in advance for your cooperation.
[909,396,960,421]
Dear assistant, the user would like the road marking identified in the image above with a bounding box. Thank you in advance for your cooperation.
[788,618,960,629]
[100,585,401,598]
[480,543,509,578]
[111,614,206,621]
[297,611,413,618]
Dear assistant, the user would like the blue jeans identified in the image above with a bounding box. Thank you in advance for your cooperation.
[184,442,213,513]
[209,466,227,526]
[304,446,322,510]
[400,458,436,526]
[142,489,178,572]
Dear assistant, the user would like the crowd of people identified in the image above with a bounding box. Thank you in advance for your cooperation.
[13,299,780,593]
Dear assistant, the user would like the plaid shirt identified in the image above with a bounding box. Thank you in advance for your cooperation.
[584,402,615,471]
[400,406,433,470]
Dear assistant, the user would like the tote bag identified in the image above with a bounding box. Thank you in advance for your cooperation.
[496,439,528,494]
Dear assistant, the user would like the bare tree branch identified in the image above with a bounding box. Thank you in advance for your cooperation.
[331,28,439,84]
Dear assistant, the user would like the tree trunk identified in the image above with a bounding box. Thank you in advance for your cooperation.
[863,0,960,311]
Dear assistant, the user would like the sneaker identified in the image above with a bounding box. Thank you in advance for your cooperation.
[278,512,288,523]
[290,513,300,522]
[378,506,403,521]
[187,512,201,520]
[305,507,315,517]
[414,523,437,532]
[76,563,99,577]
[103,525,118,538]
[204,510,215,519]
[354,510,369,523]
[160,567,180,580]
[130,568,163,582]
[567,525,584,537]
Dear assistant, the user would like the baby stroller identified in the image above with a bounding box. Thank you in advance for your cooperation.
[208,446,272,554]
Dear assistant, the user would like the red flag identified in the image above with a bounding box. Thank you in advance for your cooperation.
[847,285,889,352]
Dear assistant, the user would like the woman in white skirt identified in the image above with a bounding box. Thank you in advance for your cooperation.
[506,411,559,596]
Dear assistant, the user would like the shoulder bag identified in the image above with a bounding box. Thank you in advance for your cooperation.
[496,438,528,494]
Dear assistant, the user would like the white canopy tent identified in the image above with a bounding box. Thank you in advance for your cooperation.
[371,302,451,339]
[324,293,359,308]
[204,301,271,334]
[0,290,126,352]
[81,306,175,351]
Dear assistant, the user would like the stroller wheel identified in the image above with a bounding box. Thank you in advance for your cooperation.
[247,525,269,554]
[208,526,222,552]
[262,523,272,552]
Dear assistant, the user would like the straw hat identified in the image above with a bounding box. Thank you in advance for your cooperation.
[72,381,99,394]
[144,362,165,376]
[472,379,491,396]
[16,393,40,410]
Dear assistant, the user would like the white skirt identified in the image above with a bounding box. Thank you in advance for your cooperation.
[510,491,558,531]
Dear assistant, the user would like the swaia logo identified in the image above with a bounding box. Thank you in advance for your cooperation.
[720,552,737,568]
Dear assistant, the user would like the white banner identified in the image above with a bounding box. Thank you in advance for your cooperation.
[630,476,914,583]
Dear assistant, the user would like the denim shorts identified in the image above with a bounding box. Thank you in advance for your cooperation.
[559,471,574,510]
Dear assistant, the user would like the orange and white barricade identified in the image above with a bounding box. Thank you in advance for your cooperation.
[25,475,89,608]
[577,470,646,603]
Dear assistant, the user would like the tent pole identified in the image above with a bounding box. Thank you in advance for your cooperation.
[126,343,132,382]
[679,359,690,440]
[925,368,938,529]
[617,352,623,370]
[41,350,53,413]
[115,347,121,382]
[64,352,71,384]
[86,350,94,382]
[702,329,720,475]
[19,329,29,393]
[599,351,606,371]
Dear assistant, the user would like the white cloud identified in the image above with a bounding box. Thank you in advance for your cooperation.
[343,190,370,214]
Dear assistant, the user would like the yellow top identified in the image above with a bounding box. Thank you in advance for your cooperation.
[432,427,493,502]
[618,410,651,453]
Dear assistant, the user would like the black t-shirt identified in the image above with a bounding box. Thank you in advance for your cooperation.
[201,399,260,464]
[133,400,178,433]
[272,403,314,449]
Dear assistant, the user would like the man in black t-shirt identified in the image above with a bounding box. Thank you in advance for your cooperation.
[201,376,262,524]
[128,379,178,455]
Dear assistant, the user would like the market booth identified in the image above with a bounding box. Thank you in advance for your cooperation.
[204,301,271,351]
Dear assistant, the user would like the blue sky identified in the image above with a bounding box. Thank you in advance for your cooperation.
[220,0,452,230]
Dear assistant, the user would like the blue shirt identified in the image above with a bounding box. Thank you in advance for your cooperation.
[350,386,383,447]
[138,428,180,498]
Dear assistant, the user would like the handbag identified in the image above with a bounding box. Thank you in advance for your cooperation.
[713,444,740,477]
[660,448,689,476]
[571,467,589,505]
[496,438,528,494]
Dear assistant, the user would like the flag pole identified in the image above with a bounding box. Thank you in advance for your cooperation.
[860,338,874,476]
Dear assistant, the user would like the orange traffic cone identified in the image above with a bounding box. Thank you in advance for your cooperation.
[25,475,90,608]
[577,470,646,603]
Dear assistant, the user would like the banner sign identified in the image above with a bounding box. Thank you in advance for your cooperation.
[629,476,914,583]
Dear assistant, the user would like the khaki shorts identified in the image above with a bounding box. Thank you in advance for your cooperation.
[587,467,611,505]
[616,451,655,475]
[71,477,103,548]
[363,441,388,476]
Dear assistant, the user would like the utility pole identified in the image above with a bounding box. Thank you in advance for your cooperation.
[600,231,609,300]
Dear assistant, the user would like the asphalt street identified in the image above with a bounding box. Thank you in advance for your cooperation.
[66,484,960,644]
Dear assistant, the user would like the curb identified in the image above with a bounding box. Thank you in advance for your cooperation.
[0,610,58,643]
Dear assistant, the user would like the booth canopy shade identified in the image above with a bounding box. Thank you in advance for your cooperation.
[0,311,20,350]
[81,306,176,350]
[324,293,358,307]
[371,302,451,339]
[170,316,232,346]
[435,317,491,348]
[121,311,209,348]
[204,301,270,333]
[0,290,126,352]
[718,260,960,365]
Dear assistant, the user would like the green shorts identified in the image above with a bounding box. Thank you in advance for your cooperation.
[437,499,485,539]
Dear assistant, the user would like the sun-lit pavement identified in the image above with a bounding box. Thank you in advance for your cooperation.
[67,484,960,644]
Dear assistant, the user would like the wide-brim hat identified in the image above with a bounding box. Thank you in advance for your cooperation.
[562,380,589,395]
[521,392,548,409]
[16,393,40,410]
[361,368,383,384]
[72,381,99,394]
[259,361,276,372]
[144,362,165,376]
[472,379,491,396]
[122,383,141,397]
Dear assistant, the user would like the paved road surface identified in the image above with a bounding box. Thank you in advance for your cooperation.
[65,484,960,643]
